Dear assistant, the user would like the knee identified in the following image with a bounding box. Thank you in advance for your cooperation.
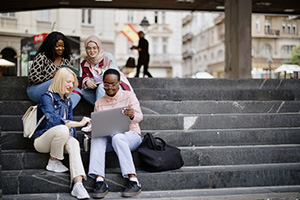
[56,125,70,140]
[66,137,80,152]
[111,133,126,146]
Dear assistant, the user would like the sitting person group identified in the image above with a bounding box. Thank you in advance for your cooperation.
[28,32,143,199]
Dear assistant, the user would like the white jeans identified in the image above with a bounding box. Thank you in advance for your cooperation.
[34,125,86,181]
[88,131,142,179]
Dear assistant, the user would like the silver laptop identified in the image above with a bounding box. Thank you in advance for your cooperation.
[91,106,130,138]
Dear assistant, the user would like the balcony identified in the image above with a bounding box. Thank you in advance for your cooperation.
[265,29,280,36]
[182,49,195,59]
[182,33,193,43]
[182,14,192,25]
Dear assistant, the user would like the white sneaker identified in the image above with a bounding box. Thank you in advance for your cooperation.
[81,124,92,133]
[46,159,69,173]
[71,182,90,199]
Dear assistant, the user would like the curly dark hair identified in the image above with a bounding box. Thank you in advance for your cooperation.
[103,68,120,81]
[36,31,72,62]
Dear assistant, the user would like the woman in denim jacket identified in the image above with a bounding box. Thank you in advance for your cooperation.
[33,67,90,199]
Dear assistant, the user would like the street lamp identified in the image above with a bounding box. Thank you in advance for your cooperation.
[139,16,150,31]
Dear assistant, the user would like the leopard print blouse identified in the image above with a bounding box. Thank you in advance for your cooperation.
[27,53,72,86]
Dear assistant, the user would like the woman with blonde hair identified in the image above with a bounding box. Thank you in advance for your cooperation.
[33,67,90,199]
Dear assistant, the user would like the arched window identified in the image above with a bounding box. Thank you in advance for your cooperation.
[262,44,272,57]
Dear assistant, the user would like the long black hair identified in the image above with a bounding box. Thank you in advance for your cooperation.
[36,31,72,62]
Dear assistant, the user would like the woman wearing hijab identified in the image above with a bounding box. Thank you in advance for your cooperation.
[80,35,133,105]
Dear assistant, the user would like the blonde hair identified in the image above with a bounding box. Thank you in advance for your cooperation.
[48,67,78,99]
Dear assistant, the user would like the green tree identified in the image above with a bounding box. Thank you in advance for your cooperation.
[286,45,300,65]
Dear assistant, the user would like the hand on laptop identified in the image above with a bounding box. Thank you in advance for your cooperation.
[81,123,92,133]
[122,105,134,120]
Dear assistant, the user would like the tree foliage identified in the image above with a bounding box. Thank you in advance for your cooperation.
[287,45,300,65]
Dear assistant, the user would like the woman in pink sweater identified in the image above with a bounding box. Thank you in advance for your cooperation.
[88,69,143,199]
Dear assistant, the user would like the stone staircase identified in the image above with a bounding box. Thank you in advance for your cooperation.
[1,77,300,199]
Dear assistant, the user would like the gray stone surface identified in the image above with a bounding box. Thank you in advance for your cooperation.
[4,186,300,200]
[2,128,300,150]
[4,99,300,116]
[146,128,300,146]
[2,77,300,101]
[1,77,300,198]
[2,164,300,194]
[3,145,300,170]
[140,100,300,114]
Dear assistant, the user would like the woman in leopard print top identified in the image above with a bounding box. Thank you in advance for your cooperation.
[27,31,82,108]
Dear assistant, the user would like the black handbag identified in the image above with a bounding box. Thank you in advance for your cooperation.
[137,133,184,172]
[125,57,136,68]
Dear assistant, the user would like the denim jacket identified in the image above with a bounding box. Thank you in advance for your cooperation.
[33,91,76,138]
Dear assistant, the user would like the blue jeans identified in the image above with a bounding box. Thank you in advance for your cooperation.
[81,83,123,105]
[88,131,142,179]
[81,83,106,106]
[27,79,81,109]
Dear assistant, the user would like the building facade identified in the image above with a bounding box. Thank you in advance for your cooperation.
[182,13,300,78]
[0,9,183,78]
[0,9,116,76]
[114,10,183,78]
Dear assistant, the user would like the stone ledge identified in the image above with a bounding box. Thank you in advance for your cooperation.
[3,186,300,200]
[2,164,300,194]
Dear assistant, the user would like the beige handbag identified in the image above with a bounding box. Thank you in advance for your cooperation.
[22,105,45,138]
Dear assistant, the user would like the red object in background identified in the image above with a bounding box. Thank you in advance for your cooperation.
[33,33,48,43]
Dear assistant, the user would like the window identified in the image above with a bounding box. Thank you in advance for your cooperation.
[256,17,261,32]
[154,11,158,24]
[217,50,223,59]
[162,12,166,24]
[152,37,158,54]
[282,22,286,34]
[162,37,168,54]
[37,10,50,22]
[262,44,272,57]
[127,11,134,23]
[264,19,271,34]
[281,45,295,56]
[1,12,15,17]
[287,24,291,34]
[293,22,297,34]
[82,9,92,25]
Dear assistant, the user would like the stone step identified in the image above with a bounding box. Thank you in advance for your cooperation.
[129,78,300,90]
[2,144,300,170]
[2,77,300,101]
[0,150,139,171]
[2,77,300,91]
[140,100,300,114]
[2,127,300,150]
[2,113,300,131]
[2,87,299,101]
[3,186,300,200]
[134,88,298,101]
[2,163,300,195]
[3,100,300,116]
